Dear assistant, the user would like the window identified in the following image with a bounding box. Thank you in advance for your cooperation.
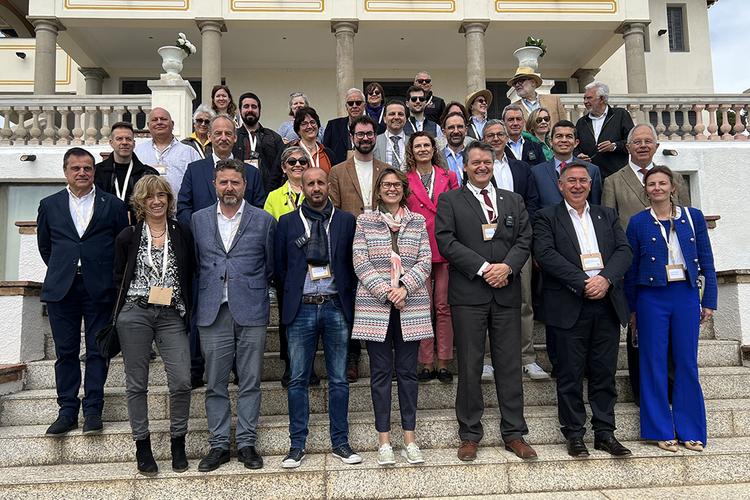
[667,5,688,52]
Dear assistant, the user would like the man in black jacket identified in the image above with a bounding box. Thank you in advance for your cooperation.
[233,91,285,194]
[414,71,445,124]
[95,121,159,223]
[575,81,634,178]
[322,88,366,165]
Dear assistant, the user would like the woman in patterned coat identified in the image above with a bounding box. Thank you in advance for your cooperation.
[352,167,433,466]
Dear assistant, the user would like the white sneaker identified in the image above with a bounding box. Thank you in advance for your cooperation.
[377,443,396,466]
[401,442,425,464]
[523,362,550,380]
[481,364,494,381]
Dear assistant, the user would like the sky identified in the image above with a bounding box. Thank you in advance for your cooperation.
[709,0,750,93]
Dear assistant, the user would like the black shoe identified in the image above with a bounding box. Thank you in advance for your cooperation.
[82,415,103,435]
[417,368,434,382]
[281,364,291,388]
[436,368,453,383]
[281,447,305,469]
[238,446,264,470]
[309,370,321,386]
[346,361,359,383]
[136,436,158,476]
[594,435,632,457]
[331,443,363,464]
[191,376,205,390]
[45,416,77,436]
[198,448,230,472]
[566,437,590,457]
[171,435,188,472]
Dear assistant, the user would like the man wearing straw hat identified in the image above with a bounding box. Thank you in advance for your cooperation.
[508,67,566,126]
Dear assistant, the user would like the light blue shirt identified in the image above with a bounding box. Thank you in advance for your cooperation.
[508,136,524,161]
[443,146,464,186]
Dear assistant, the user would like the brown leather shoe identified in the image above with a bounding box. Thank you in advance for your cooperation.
[504,438,538,460]
[457,440,478,461]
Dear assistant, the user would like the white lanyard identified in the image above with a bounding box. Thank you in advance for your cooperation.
[145,224,169,286]
[299,141,320,170]
[378,107,385,124]
[471,122,481,139]
[154,140,174,165]
[410,117,422,132]
[287,183,302,210]
[113,160,134,201]
[387,135,404,165]
[299,206,335,238]
[472,185,496,222]
[247,130,258,152]
[419,167,436,200]
[650,207,681,265]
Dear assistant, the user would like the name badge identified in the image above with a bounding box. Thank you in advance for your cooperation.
[309,264,332,281]
[580,252,604,271]
[148,286,173,306]
[244,158,260,170]
[666,264,686,282]
[482,223,497,241]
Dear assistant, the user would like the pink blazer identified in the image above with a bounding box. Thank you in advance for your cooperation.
[406,166,459,263]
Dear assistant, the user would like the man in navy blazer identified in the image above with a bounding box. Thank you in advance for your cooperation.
[274,168,360,467]
[37,147,129,436]
[323,88,366,165]
[532,120,602,210]
[503,104,545,166]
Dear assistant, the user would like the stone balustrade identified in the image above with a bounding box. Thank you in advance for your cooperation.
[0,95,151,146]
[559,94,750,141]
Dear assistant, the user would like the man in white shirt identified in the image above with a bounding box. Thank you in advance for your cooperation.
[404,86,443,139]
[373,100,408,170]
[134,107,201,197]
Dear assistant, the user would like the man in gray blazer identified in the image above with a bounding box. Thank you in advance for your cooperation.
[373,99,408,170]
[191,158,276,473]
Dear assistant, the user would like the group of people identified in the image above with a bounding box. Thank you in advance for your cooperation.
[36,69,716,477]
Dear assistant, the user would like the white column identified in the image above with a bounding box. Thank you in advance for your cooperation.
[572,68,600,92]
[461,21,489,95]
[197,19,226,105]
[617,21,649,94]
[331,20,358,116]
[30,18,64,95]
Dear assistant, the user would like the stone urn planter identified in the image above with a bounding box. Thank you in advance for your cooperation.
[158,46,187,77]
[513,46,544,72]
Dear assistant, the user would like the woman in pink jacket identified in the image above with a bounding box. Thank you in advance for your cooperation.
[405,131,459,383]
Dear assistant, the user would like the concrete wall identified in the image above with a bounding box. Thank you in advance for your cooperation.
[0,38,78,95]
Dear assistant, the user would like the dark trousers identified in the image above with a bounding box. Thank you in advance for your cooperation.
[348,337,361,364]
[189,278,204,380]
[452,301,528,443]
[366,308,419,433]
[548,299,619,440]
[275,284,288,363]
[45,274,111,420]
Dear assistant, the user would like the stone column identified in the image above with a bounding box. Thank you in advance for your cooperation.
[79,67,109,95]
[461,21,489,95]
[331,20,358,116]
[616,21,649,94]
[30,18,64,95]
[572,68,600,92]
[197,19,226,105]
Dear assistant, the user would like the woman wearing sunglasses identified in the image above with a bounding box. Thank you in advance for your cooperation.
[465,89,492,140]
[181,105,215,159]
[523,108,554,161]
[365,82,387,133]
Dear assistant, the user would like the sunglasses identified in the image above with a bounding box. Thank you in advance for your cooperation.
[195,118,210,125]
[346,100,364,107]
[409,96,426,103]
[286,158,309,166]
[416,79,431,84]
[474,98,487,104]
[536,116,551,123]
[368,90,381,96]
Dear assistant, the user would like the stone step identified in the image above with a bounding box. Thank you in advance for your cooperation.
[3,365,750,426]
[0,399,748,468]
[23,339,742,391]
[0,437,748,499]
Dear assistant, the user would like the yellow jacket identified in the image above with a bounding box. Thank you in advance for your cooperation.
[263,182,305,221]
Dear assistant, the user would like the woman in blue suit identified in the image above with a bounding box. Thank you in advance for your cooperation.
[625,166,717,453]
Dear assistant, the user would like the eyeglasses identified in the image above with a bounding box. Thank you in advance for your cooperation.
[416,79,431,84]
[195,118,210,125]
[536,116,551,123]
[300,120,317,128]
[286,158,309,166]
[409,96,426,103]
[368,90,381,96]
[484,132,507,140]
[346,100,364,107]
[353,131,375,139]
[381,182,403,190]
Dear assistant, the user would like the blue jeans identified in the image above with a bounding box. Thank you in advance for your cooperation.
[287,296,350,449]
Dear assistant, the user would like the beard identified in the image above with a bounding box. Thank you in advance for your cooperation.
[242,113,259,127]
[221,194,240,206]
[354,141,374,155]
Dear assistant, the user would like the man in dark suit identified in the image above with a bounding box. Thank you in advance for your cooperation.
[403,86,442,139]
[533,162,633,458]
[232,91,285,194]
[503,104,544,166]
[482,120,548,380]
[575,81,634,178]
[323,88,366,165]
[532,120,603,209]
[274,168,360,468]
[435,141,537,462]
[37,147,129,436]
[414,71,446,124]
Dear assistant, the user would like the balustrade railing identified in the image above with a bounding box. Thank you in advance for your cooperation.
[0,95,151,146]
[559,94,750,141]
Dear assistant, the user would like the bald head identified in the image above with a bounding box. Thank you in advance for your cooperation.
[147,107,174,142]
[302,168,329,209]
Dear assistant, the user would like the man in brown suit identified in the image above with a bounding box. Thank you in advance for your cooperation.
[509,67,566,127]
[602,122,689,403]
[328,114,388,381]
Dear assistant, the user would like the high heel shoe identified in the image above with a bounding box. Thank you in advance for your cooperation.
[657,440,679,453]
[682,440,704,452]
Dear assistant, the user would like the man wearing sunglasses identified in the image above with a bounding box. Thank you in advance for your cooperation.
[414,71,445,124]
[323,88,367,165]
[404,86,443,139]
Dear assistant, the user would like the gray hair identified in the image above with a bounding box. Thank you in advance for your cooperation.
[482,119,507,138]
[345,88,364,101]
[210,114,236,132]
[627,123,659,143]
[585,81,610,103]
[280,146,308,167]
[288,92,309,109]
[502,104,524,121]
[193,104,216,121]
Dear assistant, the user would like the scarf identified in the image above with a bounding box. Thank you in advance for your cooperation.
[300,199,333,265]
[379,205,405,287]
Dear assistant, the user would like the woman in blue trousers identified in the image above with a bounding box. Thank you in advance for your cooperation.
[625,165,717,453]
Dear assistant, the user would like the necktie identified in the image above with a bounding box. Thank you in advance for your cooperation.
[390,136,402,170]
[558,161,567,178]
[639,167,649,181]
[480,188,495,223]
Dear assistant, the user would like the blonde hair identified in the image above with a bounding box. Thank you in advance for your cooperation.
[130,175,176,222]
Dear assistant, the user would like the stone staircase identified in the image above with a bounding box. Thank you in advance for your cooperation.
[1,304,749,499]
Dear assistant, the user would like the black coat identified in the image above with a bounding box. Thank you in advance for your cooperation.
[505,139,545,166]
[322,116,352,166]
[233,124,285,193]
[575,105,635,178]
[423,93,446,124]
[94,152,159,222]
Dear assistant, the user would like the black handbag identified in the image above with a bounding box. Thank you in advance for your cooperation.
[95,259,129,359]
